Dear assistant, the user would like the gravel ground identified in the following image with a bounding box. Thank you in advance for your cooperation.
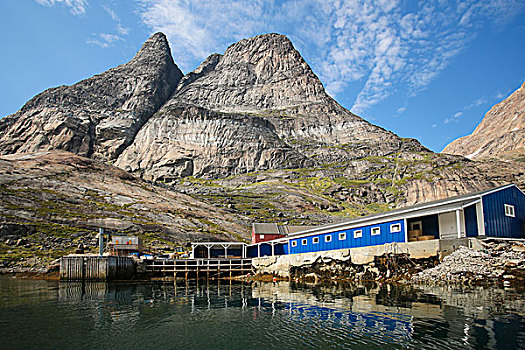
[411,240,525,285]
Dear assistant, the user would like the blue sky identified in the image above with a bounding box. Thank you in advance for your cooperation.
[1,0,524,152]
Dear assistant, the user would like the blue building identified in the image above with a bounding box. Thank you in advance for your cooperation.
[247,184,525,258]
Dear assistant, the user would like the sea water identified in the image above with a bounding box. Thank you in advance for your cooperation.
[0,278,524,349]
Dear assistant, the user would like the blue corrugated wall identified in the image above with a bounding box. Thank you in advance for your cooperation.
[464,204,478,237]
[482,186,525,238]
[288,219,406,255]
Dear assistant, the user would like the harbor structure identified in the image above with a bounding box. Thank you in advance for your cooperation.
[247,184,525,258]
[107,235,143,256]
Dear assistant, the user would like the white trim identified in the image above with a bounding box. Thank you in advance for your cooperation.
[301,239,307,245]
[371,227,381,236]
[456,209,462,239]
[291,240,297,247]
[354,229,363,238]
[313,237,320,244]
[325,235,332,243]
[390,223,401,233]
[477,199,486,236]
[338,232,347,240]
[504,204,515,217]
[403,218,408,243]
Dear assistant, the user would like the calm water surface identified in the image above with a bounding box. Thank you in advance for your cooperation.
[0,278,524,349]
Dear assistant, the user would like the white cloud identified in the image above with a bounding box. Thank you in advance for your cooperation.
[103,5,130,36]
[35,0,88,16]
[87,33,123,48]
[137,0,525,113]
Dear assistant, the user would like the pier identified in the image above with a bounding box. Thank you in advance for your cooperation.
[59,256,135,281]
[145,258,253,279]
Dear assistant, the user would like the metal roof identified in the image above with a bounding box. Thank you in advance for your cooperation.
[252,223,315,235]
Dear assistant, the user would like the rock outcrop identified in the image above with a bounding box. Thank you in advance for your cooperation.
[0,33,183,161]
[116,33,417,180]
[442,81,525,161]
[0,150,250,269]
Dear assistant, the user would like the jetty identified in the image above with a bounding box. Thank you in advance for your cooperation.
[145,258,253,279]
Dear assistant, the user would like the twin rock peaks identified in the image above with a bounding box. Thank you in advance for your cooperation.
[0,32,415,181]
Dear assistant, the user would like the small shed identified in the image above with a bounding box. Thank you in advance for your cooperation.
[252,223,315,244]
[107,235,143,256]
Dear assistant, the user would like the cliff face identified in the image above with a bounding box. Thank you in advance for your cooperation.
[0,33,183,161]
[115,34,414,180]
[442,82,525,161]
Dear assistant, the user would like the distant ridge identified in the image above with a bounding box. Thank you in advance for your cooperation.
[442,81,524,161]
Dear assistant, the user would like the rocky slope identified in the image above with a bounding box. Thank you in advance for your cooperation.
[0,150,250,269]
[442,81,524,161]
[0,33,183,161]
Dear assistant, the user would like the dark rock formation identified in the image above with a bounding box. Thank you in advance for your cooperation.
[0,32,183,161]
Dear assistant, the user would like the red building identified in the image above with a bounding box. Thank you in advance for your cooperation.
[251,223,314,244]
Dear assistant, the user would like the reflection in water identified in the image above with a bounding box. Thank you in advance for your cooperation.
[0,278,524,349]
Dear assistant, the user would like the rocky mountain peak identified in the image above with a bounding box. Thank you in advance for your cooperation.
[0,32,183,161]
[131,32,174,66]
[172,33,328,112]
[442,81,524,161]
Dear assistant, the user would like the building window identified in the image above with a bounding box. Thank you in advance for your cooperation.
[260,234,265,239]
[354,230,362,238]
[390,223,401,233]
[291,241,297,247]
[505,204,515,217]
[339,232,346,240]
[313,237,319,244]
[325,235,332,243]
[371,227,381,236]
[302,239,307,245]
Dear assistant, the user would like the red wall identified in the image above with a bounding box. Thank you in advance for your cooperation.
[251,233,286,244]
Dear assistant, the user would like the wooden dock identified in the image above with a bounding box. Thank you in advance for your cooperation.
[60,256,135,281]
[145,258,253,279]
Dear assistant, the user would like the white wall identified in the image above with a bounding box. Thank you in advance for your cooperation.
[438,211,465,239]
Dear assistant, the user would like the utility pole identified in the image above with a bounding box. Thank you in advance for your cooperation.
[98,228,105,257]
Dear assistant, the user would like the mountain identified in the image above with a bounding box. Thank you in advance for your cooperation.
[0,33,183,161]
[0,32,523,270]
[442,82,524,161]
[115,33,415,181]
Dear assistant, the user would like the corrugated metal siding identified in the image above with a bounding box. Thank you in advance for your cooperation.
[464,204,478,237]
[482,186,525,238]
[288,219,405,255]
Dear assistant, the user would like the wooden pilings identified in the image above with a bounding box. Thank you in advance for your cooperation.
[59,256,135,281]
[146,258,253,279]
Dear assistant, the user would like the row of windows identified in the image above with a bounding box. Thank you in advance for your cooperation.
[291,223,402,247]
